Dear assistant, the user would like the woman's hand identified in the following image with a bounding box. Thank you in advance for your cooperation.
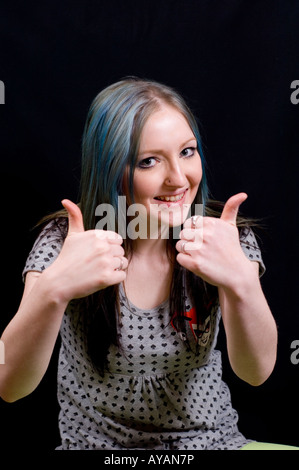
[176,193,255,289]
[45,199,128,303]
[177,193,277,385]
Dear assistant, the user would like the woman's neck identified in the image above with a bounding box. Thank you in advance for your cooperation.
[131,236,169,258]
[124,236,174,309]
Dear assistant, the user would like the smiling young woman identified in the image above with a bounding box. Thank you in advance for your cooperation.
[1,77,296,450]
[132,104,202,231]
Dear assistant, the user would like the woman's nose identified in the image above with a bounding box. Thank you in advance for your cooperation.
[164,161,187,187]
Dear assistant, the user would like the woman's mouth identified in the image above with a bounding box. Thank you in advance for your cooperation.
[154,190,187,203]
[150,189,190,226]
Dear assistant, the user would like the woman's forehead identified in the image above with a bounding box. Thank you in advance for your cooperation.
[139,105,195,149]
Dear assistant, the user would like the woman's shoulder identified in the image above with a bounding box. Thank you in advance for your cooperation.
[37,216,68,241]
[22,217,68,280]
[31,216,68,251]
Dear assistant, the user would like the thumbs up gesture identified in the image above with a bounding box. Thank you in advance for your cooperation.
[46,199,128,303]
[176,193,254,288]
[219,193,248,226]
[62,199,85,234]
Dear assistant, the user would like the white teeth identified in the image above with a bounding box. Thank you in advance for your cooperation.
[155,193,184,202]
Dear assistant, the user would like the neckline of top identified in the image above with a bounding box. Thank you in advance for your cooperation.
[119,284,169,317]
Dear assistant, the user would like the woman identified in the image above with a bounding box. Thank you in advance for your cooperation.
[0,77,287,450]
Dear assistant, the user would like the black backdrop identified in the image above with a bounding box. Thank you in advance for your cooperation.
[0,0,298,451]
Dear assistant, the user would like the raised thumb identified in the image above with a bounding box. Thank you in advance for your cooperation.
[61,199,85,234]
[220,192,248,225]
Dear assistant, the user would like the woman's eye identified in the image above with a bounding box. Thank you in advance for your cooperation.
[181,147,196,158]
[137,157,157,169]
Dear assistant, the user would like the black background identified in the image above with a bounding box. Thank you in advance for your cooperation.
[0,0,298,451]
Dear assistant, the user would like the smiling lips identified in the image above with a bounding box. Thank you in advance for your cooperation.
[154,190,187,203]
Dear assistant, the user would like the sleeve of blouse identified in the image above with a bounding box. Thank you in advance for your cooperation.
[239,227,266,277]
[22,218,67,282]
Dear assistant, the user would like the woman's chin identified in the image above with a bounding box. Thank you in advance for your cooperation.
[148,203,191,236]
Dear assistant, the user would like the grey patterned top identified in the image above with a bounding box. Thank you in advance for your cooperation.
[23,220,265,450]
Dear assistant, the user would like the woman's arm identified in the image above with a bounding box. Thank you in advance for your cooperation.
[218,261,277,385]
[0,271,68,402]
[0,200,127,402]
[176,193,277,386]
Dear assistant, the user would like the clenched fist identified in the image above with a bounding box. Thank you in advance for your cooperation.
[45,199,128,302]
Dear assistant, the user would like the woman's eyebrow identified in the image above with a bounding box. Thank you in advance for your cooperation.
[139,137,197,156]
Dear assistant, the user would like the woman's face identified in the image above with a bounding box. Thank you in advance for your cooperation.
[132,104,202,230]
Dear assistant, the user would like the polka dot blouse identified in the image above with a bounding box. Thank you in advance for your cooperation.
[23,220,265,450]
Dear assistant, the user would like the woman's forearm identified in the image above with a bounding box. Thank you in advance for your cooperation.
[219,263,277,386]
[0,271,68,402]
[0,202,129,403]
